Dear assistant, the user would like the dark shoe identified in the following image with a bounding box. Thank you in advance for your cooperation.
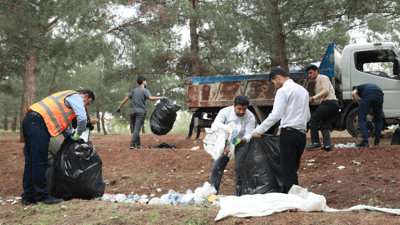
[38,197,62,205]
[357,140,370,147]
[185,136,191,140]
[321,146,332,152]
[130,144,136,149]
[137,145,142,149]
[306,143,321,150]
[194,137,199,140]
[21,199,36,206]
[374,142,380,146]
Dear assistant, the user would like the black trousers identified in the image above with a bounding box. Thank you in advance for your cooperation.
[280,128,306,193]
[209,142,249,196]
[130,112,146,146]
[310,100,339,146]
[188,112,202,138]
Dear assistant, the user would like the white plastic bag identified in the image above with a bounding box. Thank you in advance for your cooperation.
[203,122,235,160]
[194,182,217,205]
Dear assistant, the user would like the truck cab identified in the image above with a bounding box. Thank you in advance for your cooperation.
[340,42,400,137]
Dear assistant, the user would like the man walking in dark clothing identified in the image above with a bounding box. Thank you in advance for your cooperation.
[352,83,384,147]
[117,76,166,149]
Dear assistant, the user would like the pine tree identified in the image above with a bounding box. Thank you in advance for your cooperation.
[0,0,116,141]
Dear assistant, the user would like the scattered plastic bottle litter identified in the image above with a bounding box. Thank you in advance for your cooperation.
[334,143,356,148]
[100,182,223,206]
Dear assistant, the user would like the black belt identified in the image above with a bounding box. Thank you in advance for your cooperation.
[322,100,338,103]
[26,111,42,118]
[281,127,306,134]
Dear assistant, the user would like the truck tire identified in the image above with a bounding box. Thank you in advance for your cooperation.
[345,108,376,138]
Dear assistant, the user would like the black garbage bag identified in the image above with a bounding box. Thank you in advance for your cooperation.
[237,134,284,196]
[148,142,178,149]
[49,139,105,200]
[391,127,400,145]
[150,98,181,135]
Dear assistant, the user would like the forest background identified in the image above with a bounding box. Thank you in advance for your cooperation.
[1,0,400,141]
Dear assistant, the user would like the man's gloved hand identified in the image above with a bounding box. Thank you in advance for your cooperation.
[251,130,261,139]
[86,121,94,131]
[117,108,121,114]
[71,133,81,141]
[233,138,241,146]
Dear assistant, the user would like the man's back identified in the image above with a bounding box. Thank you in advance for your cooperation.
[278,80,310,130]
[357,83,383,98]
[128,87,151,114]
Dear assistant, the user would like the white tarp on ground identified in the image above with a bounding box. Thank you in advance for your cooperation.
[215,185,400,221]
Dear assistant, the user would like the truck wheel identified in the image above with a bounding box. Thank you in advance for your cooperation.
[345,108,375,138]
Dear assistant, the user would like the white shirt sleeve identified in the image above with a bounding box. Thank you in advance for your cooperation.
[243,113,255,142]
[255,89,287,134]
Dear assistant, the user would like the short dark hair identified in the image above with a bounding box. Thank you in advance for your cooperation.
[269,68,289,82]
[234,95,250,107]
[137,76,146,85]
[305,65,319,72]
[77,89,95,102]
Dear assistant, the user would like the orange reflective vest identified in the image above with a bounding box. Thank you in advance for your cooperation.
[28,90,77,137]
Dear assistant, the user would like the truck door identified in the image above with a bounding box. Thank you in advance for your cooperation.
[350,45,400,118]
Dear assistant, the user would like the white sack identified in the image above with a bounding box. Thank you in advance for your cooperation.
[215,185,326,221]
[215,185,400,221]
[203,122,235,160]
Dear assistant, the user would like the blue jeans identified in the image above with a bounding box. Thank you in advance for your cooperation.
[358,93,384,143]
[130,112,146,146]
[21,113,51,201]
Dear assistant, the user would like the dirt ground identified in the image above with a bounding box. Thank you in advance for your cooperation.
[1,130,400,224]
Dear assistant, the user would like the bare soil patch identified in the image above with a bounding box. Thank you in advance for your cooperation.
[1,131,400,224]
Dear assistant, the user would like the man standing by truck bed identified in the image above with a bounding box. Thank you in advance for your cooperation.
[252,67,310,194]
[306,65,339,152]
[352,83,384,147]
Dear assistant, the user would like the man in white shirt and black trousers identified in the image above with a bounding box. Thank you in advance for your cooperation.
[252,68,310,194]
[209,95,256,196]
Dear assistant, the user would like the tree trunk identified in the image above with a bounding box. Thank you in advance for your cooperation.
[48,74,57,96]
[96,108,101,132]
[128,112,134,134]
[11,101,19,132]
[19,46,39,142]
[99,90,107,135]
[142,124,145,134]
[271,0,289,73]
[189,0,201,77]
[3,105,8,131]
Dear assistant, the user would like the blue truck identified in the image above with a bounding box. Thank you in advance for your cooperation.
[185,42,400,137]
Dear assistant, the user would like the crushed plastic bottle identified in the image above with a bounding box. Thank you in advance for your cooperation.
[115,194,127,202]
[148,197,163,205]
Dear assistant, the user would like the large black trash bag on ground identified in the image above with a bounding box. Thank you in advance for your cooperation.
[49,139,105,200]
[237,134,284,196]
[150,98,181,135]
